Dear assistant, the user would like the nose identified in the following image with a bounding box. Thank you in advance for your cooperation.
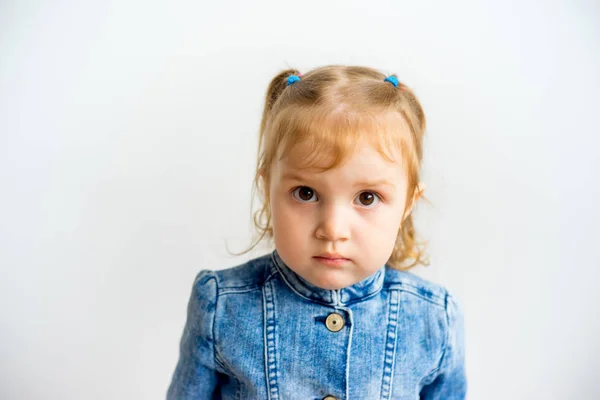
[314,202,351,242]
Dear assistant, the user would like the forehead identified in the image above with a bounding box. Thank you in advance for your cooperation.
[275,109,411,173]
[281,137,399,171]
[277,137,407,187]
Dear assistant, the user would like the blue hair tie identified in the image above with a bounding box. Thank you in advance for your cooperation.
[286,75,301,86]
[384,75,399,88]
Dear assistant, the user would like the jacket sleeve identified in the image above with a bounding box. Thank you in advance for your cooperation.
[419,291,467,399]
[167,270,220,399]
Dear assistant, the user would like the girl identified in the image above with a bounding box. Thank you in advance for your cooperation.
[167,65,466,399]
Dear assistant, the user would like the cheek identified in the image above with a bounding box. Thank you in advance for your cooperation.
[271,193,308,239]
[360,206,403,246]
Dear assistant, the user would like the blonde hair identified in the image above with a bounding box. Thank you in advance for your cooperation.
[238,65,429,270]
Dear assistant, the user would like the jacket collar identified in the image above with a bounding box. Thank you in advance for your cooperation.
[270,249,385,306]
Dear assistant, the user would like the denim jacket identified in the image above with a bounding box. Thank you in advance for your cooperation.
[167,250,466,399]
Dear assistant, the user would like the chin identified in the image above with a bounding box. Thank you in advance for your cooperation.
[309,274,354,290]
[319,285,350,290]
[312,281,345,290]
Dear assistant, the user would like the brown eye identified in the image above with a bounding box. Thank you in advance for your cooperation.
[356,191,380,208]
[292,186,317,202]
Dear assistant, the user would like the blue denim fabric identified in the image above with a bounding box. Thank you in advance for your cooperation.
[167,250,466,399]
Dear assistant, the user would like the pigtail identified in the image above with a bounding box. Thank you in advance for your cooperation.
[256,67,301,204]
[229,69,301,257]
[259,69,301,135]
[257,69,301,186]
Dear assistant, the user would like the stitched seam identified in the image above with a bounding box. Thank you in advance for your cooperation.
[387,281,445,304]
[219,260,275,294]
[387,285,445,307]
[264,270,278,283]
[219,284,261,292]
[214,342,236,376]
[213,357,242,399]
[263,280,279,400]
[207,272,221,378]
[271,253,323,304]
[220,287,262,295]
[215,257,274,292]
[263,284,270,400]
[417,291,451,388]
[262,266,279,400]
[389,291,400,399]
[380,290,400,400]
[210,273,242,398]
[345,307,354,400]
[272,253,385,306]
[340,290,382,306]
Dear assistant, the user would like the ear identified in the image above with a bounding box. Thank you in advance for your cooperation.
[403,182,426,220]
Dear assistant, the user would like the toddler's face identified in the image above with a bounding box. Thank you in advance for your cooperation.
[269,138,416,290]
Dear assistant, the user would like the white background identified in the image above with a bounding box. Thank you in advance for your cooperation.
[1,0,599,399]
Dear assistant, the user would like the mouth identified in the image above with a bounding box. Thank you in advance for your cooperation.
[313,253,351,267]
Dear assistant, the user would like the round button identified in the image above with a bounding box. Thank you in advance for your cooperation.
[325,312,345,332]
[323,396,337,400]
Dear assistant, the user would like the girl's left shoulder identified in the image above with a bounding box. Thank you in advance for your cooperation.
[383,265,462,311]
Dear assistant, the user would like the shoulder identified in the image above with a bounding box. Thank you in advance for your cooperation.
[384,267,466,370]
[383,266,458,310]
[192,252,273,296]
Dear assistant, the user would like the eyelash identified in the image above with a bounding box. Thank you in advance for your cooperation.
[290,186,383,208]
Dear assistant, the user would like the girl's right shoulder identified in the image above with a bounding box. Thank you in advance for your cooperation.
[192,251,275,296]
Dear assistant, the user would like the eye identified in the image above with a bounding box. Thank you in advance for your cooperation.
[291,186,318,203]
[355,191,381,208]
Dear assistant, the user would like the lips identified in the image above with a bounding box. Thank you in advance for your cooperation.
[313,254,351,267]
[315,252,349,260]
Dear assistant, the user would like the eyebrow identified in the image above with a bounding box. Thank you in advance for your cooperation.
[353,179,397,188]
[281,172,396,188]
